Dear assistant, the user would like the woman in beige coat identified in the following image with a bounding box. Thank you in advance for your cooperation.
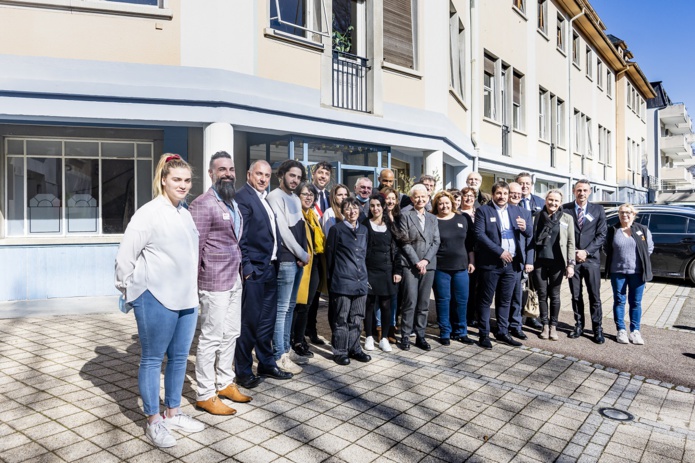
[532,189,575,340]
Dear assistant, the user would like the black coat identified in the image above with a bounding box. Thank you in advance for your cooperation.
[326,221,369,296]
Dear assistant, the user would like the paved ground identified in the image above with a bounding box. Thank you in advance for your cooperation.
[1,278,695,462]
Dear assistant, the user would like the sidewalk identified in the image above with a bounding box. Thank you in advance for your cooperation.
[0,280,694,462]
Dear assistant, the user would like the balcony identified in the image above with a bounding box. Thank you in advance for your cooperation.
[661,103,693,134]
[332,51,369,112]
[661,166,694,186]
[660,135,692,161]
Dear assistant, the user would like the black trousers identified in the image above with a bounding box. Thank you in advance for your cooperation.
[467,271,480,325]
[305,257,325,337]
[568,262,603,329]
[533,265,564,326]
[477,264,520,337]
[234,263,278,378]
[365,294,392,338]
[331,294,367,356]
[292,255,320,347]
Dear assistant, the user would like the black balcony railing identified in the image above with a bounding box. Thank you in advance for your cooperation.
[332,51,369,112]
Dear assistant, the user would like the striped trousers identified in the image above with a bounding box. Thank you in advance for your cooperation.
[330,294,367,356]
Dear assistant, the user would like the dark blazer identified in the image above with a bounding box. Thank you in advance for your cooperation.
[562,201,607,264]
[189,188,242,292]
[517,206,535,265]
[235,183,280,278]
[522,194,545,216]
[474,191,491,208]
[325,221,369,296]
[604,222,653,282]
[398,209,441,271]
[474,202,533,270]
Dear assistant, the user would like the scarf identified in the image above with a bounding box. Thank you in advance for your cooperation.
[535,208,563,248]
[303,208,325,254]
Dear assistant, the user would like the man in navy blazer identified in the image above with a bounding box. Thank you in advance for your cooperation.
[474,181,533,349]
[562,179,607,344]
[516,172,545,217]
[234,160,292,389]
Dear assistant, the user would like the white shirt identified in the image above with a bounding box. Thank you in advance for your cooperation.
[115,195,199,310]
[494,203,516,257]
[252,184,278,261]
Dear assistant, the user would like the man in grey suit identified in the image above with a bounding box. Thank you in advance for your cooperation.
[398,184,440,351]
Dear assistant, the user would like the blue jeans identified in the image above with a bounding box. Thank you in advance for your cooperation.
[610,273,645,332]
[132,290,197,416]
[433,269,470,339]
[274,262,303,360]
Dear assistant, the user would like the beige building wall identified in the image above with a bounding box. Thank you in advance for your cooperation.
[0,1,181,65]
[615,75,648,185]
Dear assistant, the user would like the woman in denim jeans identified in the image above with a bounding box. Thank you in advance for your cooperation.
[604,204,654,345]
[115,154,203,448]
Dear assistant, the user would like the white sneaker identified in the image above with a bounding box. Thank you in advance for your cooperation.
[280,353,303,374]
[146,419,176,448]
[616,329,629,344]
[289,349,309,365]
[629,330,644,345]
[364,336,375,351]
[162,412,204,433]
[379,338,392,352]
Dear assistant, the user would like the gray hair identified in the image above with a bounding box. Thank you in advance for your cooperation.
[546,189,563,201]
[409,183,428,197]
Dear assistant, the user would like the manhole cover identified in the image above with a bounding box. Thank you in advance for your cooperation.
[598,407,635,422]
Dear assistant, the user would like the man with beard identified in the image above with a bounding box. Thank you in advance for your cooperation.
[466,171,491,207]
[189,151,251,415]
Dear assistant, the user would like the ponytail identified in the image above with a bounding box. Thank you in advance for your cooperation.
[152,153,192,198]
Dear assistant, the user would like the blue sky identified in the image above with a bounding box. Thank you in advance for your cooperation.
[591,0,695,110]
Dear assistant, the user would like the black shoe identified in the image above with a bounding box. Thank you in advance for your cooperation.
[593,327,605,344]
[568,326,584,339]
[333,355,350,365]
[526,318,544,330]
[308,334,325,345]
[454,335,475,345]
[415,337,431,351]
[257,365,293,380]
[510,329,528,340]
[293,344,314,358]
[495,333,523,347]
[236,374,262,389]
[440,338,451,346]
[479,336,493,349]
[349,352,371,362]
[398,338,410,351]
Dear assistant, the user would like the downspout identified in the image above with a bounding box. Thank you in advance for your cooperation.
[470,0,480,172]
[566,8,585,190]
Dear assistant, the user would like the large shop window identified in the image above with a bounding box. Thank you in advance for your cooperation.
[5,138,154,236]
[383,0,417,69]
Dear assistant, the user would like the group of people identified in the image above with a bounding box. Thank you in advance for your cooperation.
[115,153,653,448]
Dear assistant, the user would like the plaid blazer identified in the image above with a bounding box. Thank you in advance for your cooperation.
[189,188,242,292]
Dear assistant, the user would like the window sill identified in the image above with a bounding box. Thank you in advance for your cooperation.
[448,88,468,110]
[556,47,567,57]
[512,128,526,136]
[538,138,551,145]
[263,27,325,52]
[0,0,173,19]
[586,74,593,82]
[0,235,123,246]
[572,61,581,71]
[382,61,422,79]
[537,29,549,41]
[512,6,527,21]
[483,117,502,127]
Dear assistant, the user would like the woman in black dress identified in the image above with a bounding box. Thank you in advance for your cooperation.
[363,193,403,352]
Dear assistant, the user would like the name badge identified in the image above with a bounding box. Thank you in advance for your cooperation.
[560,222,568,228]
[223,213,231,221]
[457,223,463,228]
[636,230,643,236]
[490,217,497,223]
[585,213,594,222]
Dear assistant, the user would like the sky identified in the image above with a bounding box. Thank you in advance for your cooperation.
[590,0,695,110]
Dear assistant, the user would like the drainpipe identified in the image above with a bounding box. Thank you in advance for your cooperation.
[566,8,585,191]
[470,0,480,173]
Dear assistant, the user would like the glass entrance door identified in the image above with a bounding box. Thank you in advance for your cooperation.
[335,163,377,192]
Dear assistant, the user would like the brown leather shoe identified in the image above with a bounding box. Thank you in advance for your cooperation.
[217,384,252,403]
[196,396,236,415]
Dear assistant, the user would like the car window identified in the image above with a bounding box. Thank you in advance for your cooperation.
[637,214,649,226]
[688,219,695,234]
[648,214,687,234]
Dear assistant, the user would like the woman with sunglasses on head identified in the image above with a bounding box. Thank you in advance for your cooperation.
[321,183,350,236]
[115,154,203,448]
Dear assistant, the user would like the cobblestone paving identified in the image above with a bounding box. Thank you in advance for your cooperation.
[1,313,694,462]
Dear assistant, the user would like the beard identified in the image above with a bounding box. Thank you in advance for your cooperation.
[214,177,236,203]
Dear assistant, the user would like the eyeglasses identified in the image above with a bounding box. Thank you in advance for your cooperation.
[300,192,315,198]
[619,211,634,215]
[463,195,475,199]
[509,193,522,197]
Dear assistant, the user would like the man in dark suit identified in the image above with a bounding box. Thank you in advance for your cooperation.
[398,184,440,351]
[190,151,251,415]
[562,179,607,344]
[234,160,292,388]
[516,172,545,216]
[353,176,373,219]
[474,181,533,349]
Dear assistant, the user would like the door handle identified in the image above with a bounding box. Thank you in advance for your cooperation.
[682,238,695,243]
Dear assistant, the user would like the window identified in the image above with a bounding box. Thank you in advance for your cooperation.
[484,54,497,120]
[573,110,591,157]
[384,0,417,69]
[5,137,154,236]
[513,0,525,14]
[572,32,580,66]
[556,14,566,52]
[449,5,465,100]
[539,88,550,140]
[585,46,592,79]
[606,69,613,97]
[537,0,547,34]
[553,96,565,147]
[598,125,611,165]
[513,71,524,130]
[649,214,688,234]
[627,83,633,109]
[597,60,604,89]
[270,0,328,42]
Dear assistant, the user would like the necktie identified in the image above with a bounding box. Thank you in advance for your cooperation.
[321,191,329,213]
[523,198,530,210]
[577,207,584,230]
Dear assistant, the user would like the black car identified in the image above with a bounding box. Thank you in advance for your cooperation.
[602,205,695,283]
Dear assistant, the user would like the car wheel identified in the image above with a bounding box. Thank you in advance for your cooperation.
[689,260,695,285]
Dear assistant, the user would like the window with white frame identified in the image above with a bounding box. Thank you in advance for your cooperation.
[537,0,547,34]
[513,71,524,130]
[557,14,566,52]
[585,46,592,79]
[573,110,592,157]
[484,54,497,120]
[627,137,633,170]
[553,96,565,148]
[606,69,613,97]
[597,59,603,89]
[539,88,550,140]
[269,0,328,42]
[627,83,633,110]
[598,125,611,165]
[513,0,525,14]
[384,0,418,69]
[449,4,465,100]
[5,137,154,236]
[572,32,580,66]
